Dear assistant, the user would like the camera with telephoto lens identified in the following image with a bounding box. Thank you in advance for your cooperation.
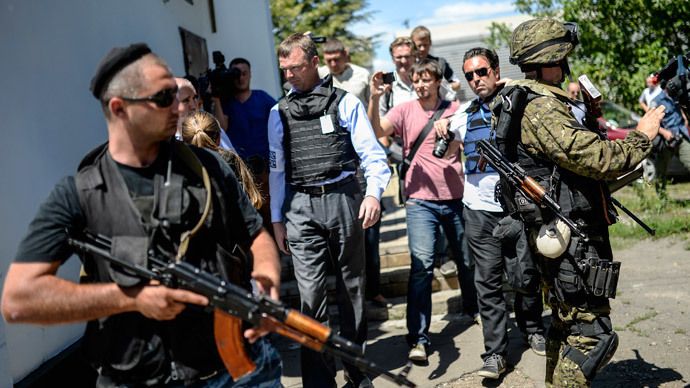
[656,52,690,118]
[432,131,455,158]
[199,50,241,100]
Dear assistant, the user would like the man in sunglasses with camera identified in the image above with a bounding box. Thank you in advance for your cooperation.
[495,19,664,387]
[2,43,283,387]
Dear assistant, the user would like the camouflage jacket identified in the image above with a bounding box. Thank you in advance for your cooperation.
[506,79,651,181]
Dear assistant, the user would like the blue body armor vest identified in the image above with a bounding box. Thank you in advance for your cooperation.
[464,100,496,175]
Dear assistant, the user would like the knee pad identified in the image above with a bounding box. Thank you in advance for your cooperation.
[562,330,618,380]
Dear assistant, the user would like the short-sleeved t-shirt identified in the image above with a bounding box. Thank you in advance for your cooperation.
[385,99,463,201]
[14,145,263,264]
[222,90,276,160]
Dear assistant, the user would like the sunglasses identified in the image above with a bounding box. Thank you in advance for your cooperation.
[121,87,178,108]
[464,67,490,81]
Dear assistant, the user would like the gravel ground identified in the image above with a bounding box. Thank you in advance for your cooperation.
[439,237,690,388]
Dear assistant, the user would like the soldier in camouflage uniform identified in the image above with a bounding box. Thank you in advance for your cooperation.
[493,19,666,387]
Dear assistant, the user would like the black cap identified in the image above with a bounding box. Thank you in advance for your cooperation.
[90,43,152,99]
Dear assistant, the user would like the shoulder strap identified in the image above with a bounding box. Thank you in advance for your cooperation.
[171,141,213,262]
[493,85,540,161]
[400,100,451,179]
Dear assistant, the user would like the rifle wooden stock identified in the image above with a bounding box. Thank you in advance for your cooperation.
[214,310,256,379]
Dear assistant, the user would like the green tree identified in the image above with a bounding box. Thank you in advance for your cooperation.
[488,0,690,110]
[269,0,375,67]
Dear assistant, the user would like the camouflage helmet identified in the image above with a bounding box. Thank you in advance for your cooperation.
[509,18,579,66]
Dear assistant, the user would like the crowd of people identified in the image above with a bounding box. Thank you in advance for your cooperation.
[2,16,678,388]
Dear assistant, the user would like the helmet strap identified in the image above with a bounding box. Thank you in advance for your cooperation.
[561,59,572,79]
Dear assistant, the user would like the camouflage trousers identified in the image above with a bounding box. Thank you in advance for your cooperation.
[544,299,612,388]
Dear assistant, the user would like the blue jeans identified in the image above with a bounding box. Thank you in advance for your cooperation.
[405,198,477,347]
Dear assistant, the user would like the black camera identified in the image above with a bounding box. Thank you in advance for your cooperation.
[432,131,455,158]
[199,50,240,100]
[656,53,690,117]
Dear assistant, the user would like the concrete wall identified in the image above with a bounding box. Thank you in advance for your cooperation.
[0,0,278,384]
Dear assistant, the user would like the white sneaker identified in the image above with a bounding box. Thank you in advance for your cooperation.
[408,343,427,362]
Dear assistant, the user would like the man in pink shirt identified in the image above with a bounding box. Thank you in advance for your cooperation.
[369,59,478,362]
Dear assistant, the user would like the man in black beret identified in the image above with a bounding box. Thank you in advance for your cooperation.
[2,44,283,387]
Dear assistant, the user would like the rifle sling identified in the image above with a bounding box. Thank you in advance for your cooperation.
[171,141,213,262]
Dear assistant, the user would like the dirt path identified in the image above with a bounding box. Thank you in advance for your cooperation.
[278,237,690,388]
[440,237,690,388]
[594,237,690,387]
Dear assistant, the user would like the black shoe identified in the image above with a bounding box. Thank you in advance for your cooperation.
[527,333,546,356]
[477,353,506,379]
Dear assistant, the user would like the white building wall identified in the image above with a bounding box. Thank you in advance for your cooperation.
[0,0,278,384]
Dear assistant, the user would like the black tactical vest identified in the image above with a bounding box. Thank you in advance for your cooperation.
[278,76,359,185]
[493,85,616,230]
[74,141,247,385]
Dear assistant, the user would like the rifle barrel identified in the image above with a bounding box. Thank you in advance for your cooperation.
[611,197,656,236]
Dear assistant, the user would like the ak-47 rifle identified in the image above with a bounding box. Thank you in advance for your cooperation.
[476,139,589,242]
[67,231,416,387]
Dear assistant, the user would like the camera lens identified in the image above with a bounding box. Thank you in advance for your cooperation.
[432,132,454,158]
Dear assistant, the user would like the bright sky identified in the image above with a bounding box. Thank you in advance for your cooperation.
[355,0,519,71]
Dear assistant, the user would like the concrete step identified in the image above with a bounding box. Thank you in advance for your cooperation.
[380,251,410,269]
[364,288,469,322]
[281,263,460,301]
[378,265,460,298]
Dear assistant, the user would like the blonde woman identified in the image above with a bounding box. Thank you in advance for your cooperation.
[181,111,263,210]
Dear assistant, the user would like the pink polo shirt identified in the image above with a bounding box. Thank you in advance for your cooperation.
[385,99,464,201]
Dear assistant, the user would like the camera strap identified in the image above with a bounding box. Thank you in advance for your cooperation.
[400,100,450,181]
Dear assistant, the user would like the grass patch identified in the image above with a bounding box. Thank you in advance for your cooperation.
[628,326,649,337]
[626,310,658,327]
[675,328,686,335]
[609,181,690,245]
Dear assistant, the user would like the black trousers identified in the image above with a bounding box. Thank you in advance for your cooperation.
[285,180,367,387]
[464,207,545,359]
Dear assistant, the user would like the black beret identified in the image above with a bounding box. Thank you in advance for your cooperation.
[90,43,152,99]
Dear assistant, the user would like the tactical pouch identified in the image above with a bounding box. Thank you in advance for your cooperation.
[584,260,620,298]
[493,216,540,294]
[109,236,149,287]
[513,191,543,225]
[554,239,621,303]
[553,256,587,304]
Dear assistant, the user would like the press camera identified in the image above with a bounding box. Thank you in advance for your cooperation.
[656,53,690,117]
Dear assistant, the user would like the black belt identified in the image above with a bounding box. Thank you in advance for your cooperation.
[291,175,356,195]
